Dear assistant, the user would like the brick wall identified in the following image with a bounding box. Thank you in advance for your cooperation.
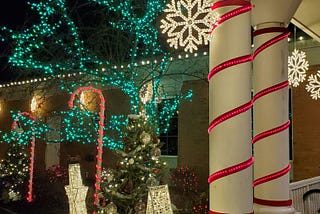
[178,79,209,191]
[292,65,320,181]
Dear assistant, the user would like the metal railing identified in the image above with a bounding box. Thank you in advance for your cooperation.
[290,176,320,213]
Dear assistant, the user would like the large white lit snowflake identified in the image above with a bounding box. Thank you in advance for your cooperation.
[288,49,309,87]
[306,71,320,100]
[160,0,217,53]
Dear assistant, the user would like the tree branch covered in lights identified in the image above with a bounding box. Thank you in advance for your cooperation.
[1,111,50,145]
[1,0,192,136]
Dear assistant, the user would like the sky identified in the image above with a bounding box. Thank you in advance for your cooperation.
[0,0,27,83]
[0,0,26,27]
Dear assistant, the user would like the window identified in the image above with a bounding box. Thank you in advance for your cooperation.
[289,88,293,161]
[158,100,178,156]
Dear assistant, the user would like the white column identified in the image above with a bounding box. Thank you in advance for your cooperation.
[209,1,253,213]
[45,116,61,169]
[252,1,301,213]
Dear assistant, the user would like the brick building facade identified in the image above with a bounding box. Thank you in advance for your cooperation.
[0,63,320,191]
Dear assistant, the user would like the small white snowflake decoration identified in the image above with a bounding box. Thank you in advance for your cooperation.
[288,49,309,87]
[306,71,320,100]
[160,0,217,53]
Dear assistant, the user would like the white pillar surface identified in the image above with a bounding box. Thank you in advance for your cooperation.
[252,1,301,213]
[45,143,60,169]
[209,1,253,213]
[45,116,61,169]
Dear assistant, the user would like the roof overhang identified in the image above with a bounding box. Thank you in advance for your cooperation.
[292,0,320,42]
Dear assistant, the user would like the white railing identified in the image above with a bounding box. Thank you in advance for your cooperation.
[290,176,320,213]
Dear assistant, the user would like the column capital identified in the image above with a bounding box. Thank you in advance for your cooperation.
[251,0,302,28]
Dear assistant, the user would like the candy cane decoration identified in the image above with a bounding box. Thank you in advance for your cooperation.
[68,86,105,208]
[11,112,36,202]
[208,0,253,213]
[252,26,293,208]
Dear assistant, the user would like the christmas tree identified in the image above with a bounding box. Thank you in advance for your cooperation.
[98,113,166,214]
[0,140,29,202]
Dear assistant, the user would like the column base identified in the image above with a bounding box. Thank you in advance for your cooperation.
[254,204,296,214]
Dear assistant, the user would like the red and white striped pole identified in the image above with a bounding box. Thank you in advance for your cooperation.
[68,86,106,209]
[11,112,36,202]
[208,1,253,213]
[251,1,301,213]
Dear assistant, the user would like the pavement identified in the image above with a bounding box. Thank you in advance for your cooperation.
[0,207,18,214]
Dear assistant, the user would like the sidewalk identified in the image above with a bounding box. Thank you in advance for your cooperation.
[0,207,18,214]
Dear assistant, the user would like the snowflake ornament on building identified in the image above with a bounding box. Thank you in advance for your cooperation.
[288,49,309,87]
[306,71,320,100]
[160,0,218,53]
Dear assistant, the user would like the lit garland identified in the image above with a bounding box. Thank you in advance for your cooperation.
[0,51,208,89]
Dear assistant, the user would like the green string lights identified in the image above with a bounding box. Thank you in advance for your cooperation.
[1,0,192,147]
[90,0,167,57]
[1,0,104,76]
[1,111,50,145]
[59,106,99,144]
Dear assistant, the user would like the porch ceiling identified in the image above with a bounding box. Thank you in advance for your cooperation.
[292,0,320,42]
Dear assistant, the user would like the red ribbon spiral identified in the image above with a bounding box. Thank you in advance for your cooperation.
[252,27,292,207]
[208,0,253,213]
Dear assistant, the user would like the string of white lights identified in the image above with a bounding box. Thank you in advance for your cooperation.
[0,51,208,88]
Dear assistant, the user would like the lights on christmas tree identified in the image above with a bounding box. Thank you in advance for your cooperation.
[1,111,50,202]
[160,0,218,53]
[98,114,165,213]
[0,142,29,202]
[8,112,37,202]
[288,49,309,87]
